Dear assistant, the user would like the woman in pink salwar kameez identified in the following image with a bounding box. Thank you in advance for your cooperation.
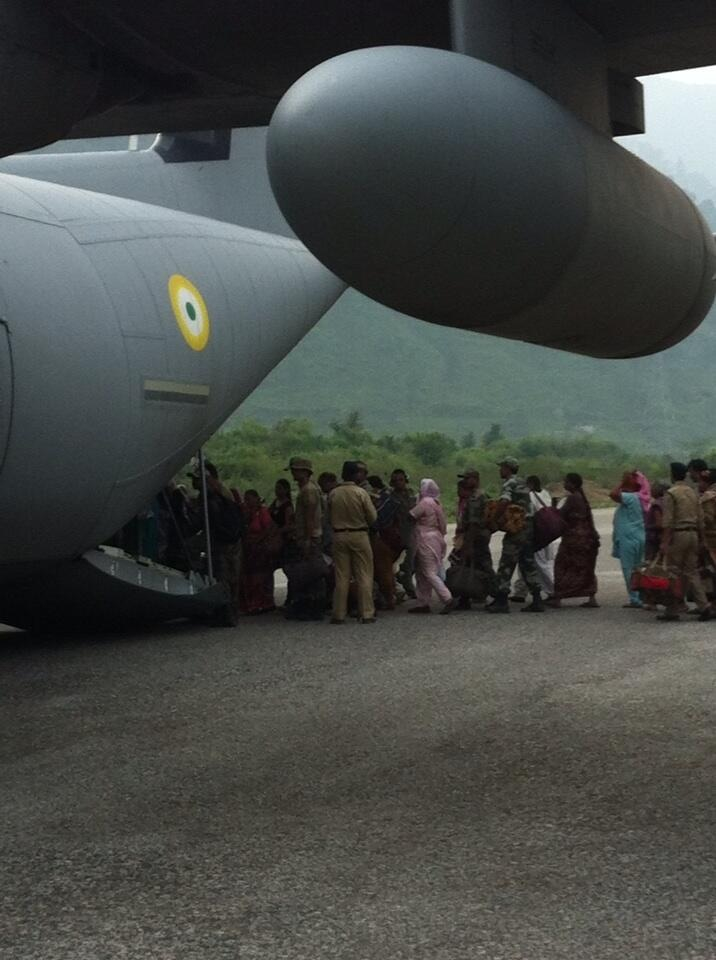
[408,479,455,614]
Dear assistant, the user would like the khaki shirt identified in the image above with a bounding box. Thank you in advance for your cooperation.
[328,482,377,531]
[295,479,323,542]
[701,487,716,550]
[662,481,703,534]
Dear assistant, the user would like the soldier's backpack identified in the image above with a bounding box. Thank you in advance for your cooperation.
[485,499,526,535]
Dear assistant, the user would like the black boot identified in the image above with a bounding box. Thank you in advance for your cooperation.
[486,593,509,614]
[522,592,545,613]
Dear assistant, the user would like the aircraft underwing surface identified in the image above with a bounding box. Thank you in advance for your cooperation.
[0,1,715,154]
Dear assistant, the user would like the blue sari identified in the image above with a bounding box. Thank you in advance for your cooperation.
[612,491,645,605]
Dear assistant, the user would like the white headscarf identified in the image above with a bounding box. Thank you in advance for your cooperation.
[420,478,441,500]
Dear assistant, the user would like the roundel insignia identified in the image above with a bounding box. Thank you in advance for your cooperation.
[168,274,210,351]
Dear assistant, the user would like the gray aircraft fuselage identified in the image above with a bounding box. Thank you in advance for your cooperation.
[0,168,342,580]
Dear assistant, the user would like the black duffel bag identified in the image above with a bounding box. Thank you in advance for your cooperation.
[446,562,490,602]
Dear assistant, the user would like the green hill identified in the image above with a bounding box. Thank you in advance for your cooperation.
[235,288,716,452]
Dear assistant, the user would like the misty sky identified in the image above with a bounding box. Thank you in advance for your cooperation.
[624,67,716,197]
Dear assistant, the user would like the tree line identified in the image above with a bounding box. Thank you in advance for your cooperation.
[206,412,714,509]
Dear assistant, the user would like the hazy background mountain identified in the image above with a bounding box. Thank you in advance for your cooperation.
[237,75,716,452]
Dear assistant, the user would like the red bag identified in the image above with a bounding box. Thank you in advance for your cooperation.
[632,561,683,599]
[533,505,566,551]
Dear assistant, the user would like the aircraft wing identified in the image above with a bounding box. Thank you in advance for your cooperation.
[60,0,452,137]
[4,1,716,155]
[570,1,716,76]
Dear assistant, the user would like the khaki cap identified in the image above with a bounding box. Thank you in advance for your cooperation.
[497,456,520,470]
[285,456,313,472]
[457,467,480,478]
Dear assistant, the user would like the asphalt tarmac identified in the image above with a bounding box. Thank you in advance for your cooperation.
[2,510,716,959]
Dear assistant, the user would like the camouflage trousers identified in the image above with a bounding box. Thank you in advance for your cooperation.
[496,527,541,597]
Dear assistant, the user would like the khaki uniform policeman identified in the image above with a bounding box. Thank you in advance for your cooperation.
[660,462,710,621]
[284,456,326,620]
[329,461,378,623]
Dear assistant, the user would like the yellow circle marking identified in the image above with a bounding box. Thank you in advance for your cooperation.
[168,274,210,351]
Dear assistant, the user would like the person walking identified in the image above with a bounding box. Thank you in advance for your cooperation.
[239,490,277,614]
[284,456,325,620]
[511,475,555,601]
[408,479,455,614]
[453,468,496,609]
[185,460,245,623]
[328,461,378,624]
[369,476,402,609]
[644,481,667,562]
[390,469,417,598]
[658,462,711,622]
[487,457,544,613]
[550,473,599,608]
[268,478,295,538]
[610,471,646,608]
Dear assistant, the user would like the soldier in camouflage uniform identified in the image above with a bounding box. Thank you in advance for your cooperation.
[455,468,496,607]
[486,457,544,613]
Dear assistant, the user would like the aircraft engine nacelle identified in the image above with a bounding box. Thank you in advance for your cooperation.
[267,46,716,359]
[0,175,342,570]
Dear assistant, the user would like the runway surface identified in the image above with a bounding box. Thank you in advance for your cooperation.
[2,510,716,959]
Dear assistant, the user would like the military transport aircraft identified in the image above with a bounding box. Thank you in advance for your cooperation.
[1,0,715,628]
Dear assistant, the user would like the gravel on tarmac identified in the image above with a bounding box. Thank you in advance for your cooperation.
[2,510,716,959]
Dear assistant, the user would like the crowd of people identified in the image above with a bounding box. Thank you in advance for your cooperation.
[163,453,716,626]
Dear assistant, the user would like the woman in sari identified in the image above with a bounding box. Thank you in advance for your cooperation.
[610,471,646,608]
[239,490,277,614]
[269,478,294,533]
[550,473,599,608]
[408,479,455,614]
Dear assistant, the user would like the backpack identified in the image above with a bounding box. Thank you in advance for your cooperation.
[502,503,527,535]
[485,499,526,535]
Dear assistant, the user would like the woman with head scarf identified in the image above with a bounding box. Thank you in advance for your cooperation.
[634,471,652,516]
[408,479,455,614]
[610,470,646,608]
[550,473,600,608]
